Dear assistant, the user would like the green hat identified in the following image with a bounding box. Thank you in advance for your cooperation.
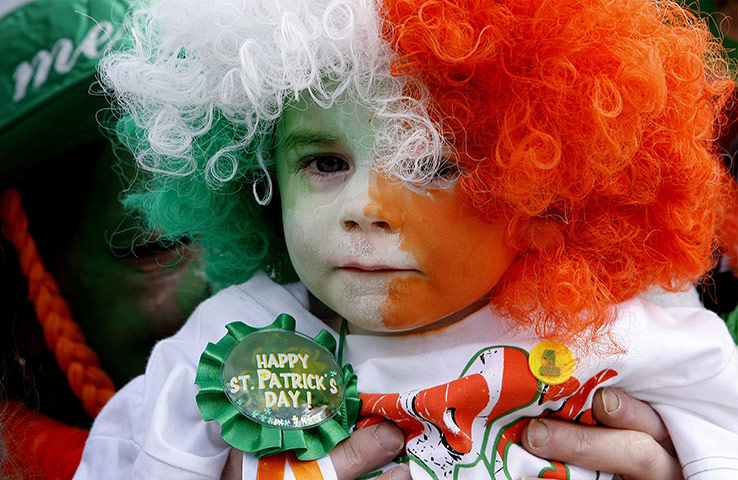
[0,0,130,186]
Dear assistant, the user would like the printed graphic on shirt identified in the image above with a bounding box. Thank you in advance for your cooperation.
[359,346,618,480]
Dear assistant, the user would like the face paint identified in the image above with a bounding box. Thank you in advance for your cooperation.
[55,144,211,383]
[371,175,515,329]
[275,97,515,333]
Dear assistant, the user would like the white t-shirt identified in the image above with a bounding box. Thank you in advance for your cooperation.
[74,272,738,480]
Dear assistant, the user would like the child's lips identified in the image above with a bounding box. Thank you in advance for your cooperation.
[337,263,419,274]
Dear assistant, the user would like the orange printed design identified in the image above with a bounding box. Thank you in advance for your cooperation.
[362,374,490,455]
[487,368,617,479]
[542,377,582,402]
[360,392,425,442]
[547,369,618,424]
[359,346,619,479]
[537,462,571,479]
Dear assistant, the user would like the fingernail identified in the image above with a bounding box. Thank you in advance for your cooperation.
[526,419,550,450]
[374,422,405,453]
[602,387,621,415]
[390,463,411,480]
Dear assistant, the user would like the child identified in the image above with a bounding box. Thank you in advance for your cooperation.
[76,0,738,478]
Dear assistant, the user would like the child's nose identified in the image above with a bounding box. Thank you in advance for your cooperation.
[339,171,398,233]
[341,216,392,232]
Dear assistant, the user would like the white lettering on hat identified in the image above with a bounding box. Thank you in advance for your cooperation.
[12,20,121,102]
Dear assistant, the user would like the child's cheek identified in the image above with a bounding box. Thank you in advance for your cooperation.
[280,178,334,281]
[370,174,516,329]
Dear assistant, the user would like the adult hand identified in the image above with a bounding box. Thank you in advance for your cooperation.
[220,421,409,480]
[330,421,410,480]
[521,387,683,480]
[222,389,679,480]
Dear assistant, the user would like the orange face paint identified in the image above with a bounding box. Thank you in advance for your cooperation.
[275,95,514,333]
[369,173,516,330]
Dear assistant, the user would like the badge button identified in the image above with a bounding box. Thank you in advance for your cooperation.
[220,329,345,429]
[528,340,576,385]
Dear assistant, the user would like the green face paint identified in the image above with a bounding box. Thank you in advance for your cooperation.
[274,97,400,331]
[36,142,211,384]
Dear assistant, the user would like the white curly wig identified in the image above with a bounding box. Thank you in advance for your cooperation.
[99,0,446,203]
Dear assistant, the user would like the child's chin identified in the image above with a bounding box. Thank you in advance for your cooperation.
[340,313,390,334]
[343,314,439,335]
[324,290,452,334]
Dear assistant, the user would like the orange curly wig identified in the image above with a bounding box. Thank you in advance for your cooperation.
[383,0,735,344]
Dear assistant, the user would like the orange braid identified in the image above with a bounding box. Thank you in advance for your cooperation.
[1,400,88,480]
[0,189,115,417]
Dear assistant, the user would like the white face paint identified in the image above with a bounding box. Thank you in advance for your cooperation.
[274,98,416,330]
[274,97,516,333]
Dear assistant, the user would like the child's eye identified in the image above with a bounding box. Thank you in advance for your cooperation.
[433,159,460,180]
[415,156,461,181]
[302,155,351,175]
[425,158,462,188]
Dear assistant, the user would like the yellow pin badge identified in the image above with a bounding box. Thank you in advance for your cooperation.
[528,340,576,385]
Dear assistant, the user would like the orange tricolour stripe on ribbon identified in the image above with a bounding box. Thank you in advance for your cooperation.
[257,453,287,480]
[289,454,324,480]
[257,452,323,480]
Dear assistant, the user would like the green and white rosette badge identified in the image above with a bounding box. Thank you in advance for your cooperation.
[195,314,360,460]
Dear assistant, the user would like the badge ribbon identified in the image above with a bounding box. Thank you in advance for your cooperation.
[195,313,360,460]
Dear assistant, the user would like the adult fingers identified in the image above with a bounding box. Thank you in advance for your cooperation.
[521,417,682,480]
[372,464,412,480]
[220,422,407,480]
[591,387,674,453]
[220,447,243,479]
[330,421,407,480]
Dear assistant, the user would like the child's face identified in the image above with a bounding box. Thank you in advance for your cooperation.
[274,98,516,333]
